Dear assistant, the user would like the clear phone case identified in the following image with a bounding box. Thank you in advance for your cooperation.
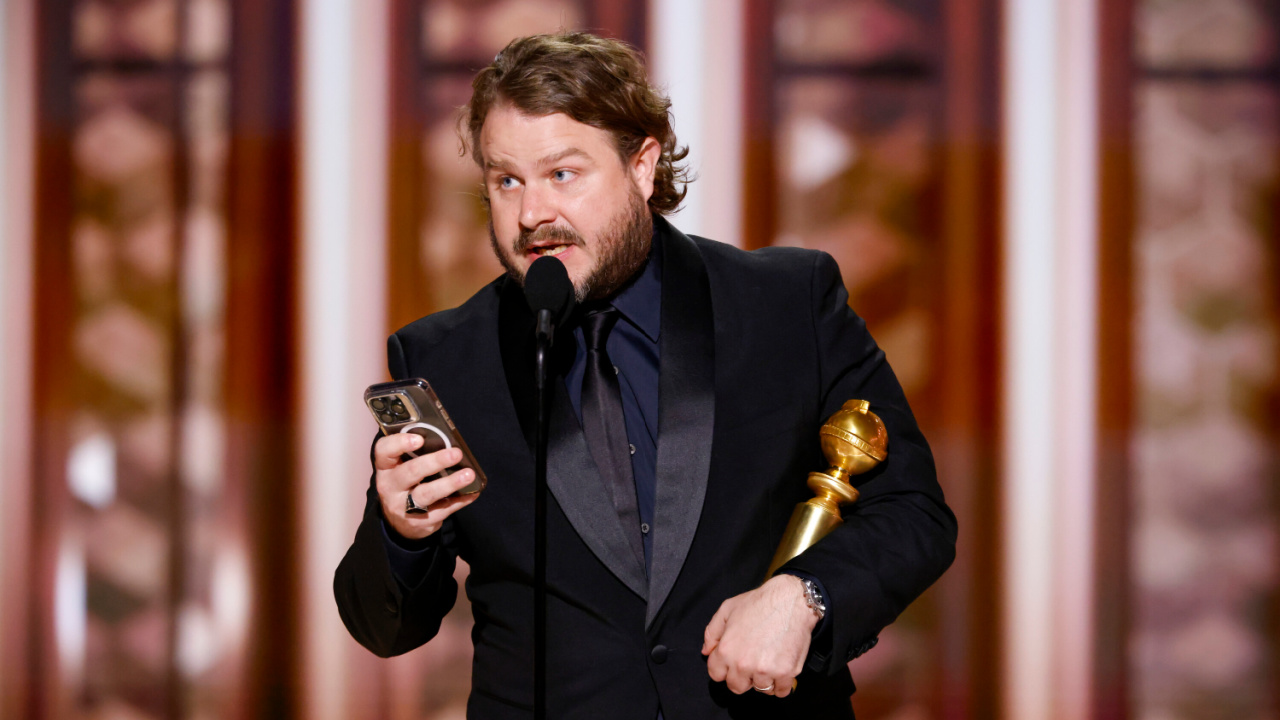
[364,378,487,495]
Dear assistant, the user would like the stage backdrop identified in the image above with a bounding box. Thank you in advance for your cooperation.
[1095,1,1280,718]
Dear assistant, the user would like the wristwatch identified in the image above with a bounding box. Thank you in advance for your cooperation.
[800,578,826,621]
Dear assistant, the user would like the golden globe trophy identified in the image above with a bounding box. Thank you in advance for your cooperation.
[766,399,889,578]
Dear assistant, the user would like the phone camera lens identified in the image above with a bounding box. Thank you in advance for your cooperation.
[371,398,386,410]
[390,398,405,411]
[379,412,394,424]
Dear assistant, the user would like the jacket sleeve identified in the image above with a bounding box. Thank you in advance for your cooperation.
[778,251,958,675]
[333,433,461,657]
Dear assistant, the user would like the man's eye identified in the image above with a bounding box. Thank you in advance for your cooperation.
[552,170,575,182]
[497,176,517,189]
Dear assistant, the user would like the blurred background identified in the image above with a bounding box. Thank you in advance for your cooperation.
[0,0,1277,718]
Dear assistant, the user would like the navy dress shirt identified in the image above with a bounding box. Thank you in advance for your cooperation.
[563,234,663,574]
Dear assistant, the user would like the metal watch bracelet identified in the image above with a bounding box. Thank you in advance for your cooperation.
[801,578,826,621]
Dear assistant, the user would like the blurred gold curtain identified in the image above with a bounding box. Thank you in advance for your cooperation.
[25,1,302,718]
[1098,1,1280,718]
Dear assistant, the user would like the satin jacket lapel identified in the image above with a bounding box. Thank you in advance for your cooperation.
[498,282,538,451]
[646,220,715,628]
[547,381,648,599]
[498,280,648,600]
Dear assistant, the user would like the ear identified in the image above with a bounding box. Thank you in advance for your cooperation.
[629,137,662,202]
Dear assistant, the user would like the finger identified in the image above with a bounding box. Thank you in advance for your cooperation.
[395,447,464,490]
[408,468,476,507]
[772,677,797,699]
[404,472,477,517]
[751,677,777,696]
[411,478,481,521]
[724,665,753,695]
[373,433,424,469]
[381,463,471,534]
[397,486,479,538]
[702,604,730,655]
[705,649,728,682]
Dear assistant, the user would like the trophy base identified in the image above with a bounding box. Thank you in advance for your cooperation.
[765,499,844,578]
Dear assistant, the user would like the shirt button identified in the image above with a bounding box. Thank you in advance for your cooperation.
[629,443,636,455]
[640,523,650,534]
[650,644,668,664]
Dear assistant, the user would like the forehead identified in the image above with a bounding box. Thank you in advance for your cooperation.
[479,105,619,168]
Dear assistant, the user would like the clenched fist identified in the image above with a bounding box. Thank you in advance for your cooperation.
[701,574,818,698]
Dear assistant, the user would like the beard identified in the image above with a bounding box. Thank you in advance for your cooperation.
[489,189,653,303]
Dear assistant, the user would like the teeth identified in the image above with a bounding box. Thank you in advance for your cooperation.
[535,245,569,257]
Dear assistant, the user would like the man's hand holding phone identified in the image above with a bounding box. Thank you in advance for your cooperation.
[375,433,479,540]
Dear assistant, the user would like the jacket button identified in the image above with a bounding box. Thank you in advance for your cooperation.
[650,644,668,664]
[385,593,399,614]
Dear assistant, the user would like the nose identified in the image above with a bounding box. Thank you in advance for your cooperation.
[519,182,556,232]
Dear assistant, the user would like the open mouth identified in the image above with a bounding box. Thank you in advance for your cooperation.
[529,244,572,258]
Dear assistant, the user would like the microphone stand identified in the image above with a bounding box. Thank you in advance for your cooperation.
[533,309,552,720]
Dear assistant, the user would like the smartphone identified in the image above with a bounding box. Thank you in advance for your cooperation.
[364,378,487,497]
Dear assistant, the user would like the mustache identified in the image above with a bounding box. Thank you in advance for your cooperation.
[514,225,584,254]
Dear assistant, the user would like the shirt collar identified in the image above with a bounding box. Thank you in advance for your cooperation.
[608,224,662,344]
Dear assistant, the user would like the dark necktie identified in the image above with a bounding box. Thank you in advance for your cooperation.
[580,307,646,572]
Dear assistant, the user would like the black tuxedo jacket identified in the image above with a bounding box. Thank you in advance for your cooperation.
[334,218,957,719]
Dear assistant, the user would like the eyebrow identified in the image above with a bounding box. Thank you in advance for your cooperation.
[484,147,592,174]
[536,148,591,168]
[483,157,508,173]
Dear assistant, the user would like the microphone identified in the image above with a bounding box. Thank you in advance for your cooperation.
[523,256,576,341]
[521,256,574,720]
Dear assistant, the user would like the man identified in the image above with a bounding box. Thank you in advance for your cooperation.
[335,32,955,719]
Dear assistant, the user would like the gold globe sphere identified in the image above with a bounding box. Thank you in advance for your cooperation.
[819,399,888,481]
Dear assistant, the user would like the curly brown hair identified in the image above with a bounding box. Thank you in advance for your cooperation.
[461,31,690,215]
